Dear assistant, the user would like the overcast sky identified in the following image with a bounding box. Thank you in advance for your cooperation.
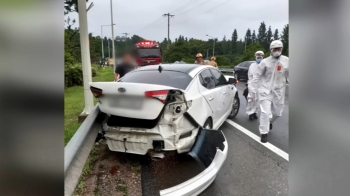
[67,0,288,42]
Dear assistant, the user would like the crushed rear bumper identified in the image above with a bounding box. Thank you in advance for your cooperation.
[159,128,228,196]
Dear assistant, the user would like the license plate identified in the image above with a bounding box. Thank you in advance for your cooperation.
[109,96,143,109]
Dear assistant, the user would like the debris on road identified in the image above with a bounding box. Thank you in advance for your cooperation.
[74,140,142,196]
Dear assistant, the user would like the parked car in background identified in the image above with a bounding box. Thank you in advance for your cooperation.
[233,61,254,81]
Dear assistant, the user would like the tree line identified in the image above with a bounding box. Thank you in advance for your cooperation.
[64,0,288,67]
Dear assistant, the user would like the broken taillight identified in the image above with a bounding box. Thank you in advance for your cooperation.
[145,90,169,103]
[90,86,103,98]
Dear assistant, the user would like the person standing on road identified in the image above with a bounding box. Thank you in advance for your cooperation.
[207,56,218,68]
[114,52,136,81]
[251,40,289,143]
[246,51,264,120]
[195,53,206,65]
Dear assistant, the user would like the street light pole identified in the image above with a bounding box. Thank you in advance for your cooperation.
[110,0,116,72]
[101,24,115,66]
[206,34,217,56]
[108,38,110,58]
[101,26,104,61]
[213,39,215,56]
[77,0,94,118]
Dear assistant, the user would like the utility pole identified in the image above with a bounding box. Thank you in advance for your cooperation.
[110,0,116,73]
[207,50,209,60]
[245,36,247,51]
[122,32,129,49]
[163,13,174,49]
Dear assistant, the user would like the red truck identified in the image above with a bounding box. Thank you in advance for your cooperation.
[134,40,162,66]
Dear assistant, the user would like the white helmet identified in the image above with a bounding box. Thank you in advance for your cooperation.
[255,51,264,63]
[270,40,283,58]
[255,51,264,56]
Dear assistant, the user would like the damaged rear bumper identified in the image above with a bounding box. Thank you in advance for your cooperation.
[159,128,228,196]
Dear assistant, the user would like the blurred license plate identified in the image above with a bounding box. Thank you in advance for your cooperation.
[109,96,143,109]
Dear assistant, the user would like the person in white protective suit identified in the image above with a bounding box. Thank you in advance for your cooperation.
[246,51,264,120]
[251,40,289,143]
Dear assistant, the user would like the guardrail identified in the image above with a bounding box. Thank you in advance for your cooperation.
[64,104,101,196]
[219,68,234,75]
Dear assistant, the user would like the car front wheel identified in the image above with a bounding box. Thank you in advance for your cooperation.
[228,94,240,119]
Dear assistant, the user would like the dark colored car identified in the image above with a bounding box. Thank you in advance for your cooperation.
[233,61,255,80]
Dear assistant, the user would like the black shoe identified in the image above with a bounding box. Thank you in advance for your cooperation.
[253,113,258,119]
[270,123,273,130]
[261,134,268,143]
[249,114,254,120]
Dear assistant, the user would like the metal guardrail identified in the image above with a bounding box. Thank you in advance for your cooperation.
[219,68,234,75]
[64,104,100,196]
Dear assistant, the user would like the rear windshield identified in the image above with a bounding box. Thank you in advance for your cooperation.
[120,70,192,90]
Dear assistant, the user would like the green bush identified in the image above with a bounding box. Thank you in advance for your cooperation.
[65,64,97,87]
[65,65,83,87]
[216,56,231,67]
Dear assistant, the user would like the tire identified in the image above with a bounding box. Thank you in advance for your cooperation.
[228,93,240,119]
[203,118,213,129]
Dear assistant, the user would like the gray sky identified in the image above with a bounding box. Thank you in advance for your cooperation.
[67,0,288,42]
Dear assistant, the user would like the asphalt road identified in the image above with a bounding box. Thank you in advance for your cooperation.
[199,80,289,196]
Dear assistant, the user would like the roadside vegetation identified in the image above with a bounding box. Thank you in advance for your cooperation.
[64,66,114,145]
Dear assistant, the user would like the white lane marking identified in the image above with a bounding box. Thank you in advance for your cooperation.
[225,119,289,161]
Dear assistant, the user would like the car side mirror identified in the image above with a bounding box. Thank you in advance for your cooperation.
[228,78,237,84]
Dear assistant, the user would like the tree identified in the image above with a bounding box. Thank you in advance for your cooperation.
[231,29,238,54]
[281,24,289,56]
[64,0,94,15]
[245,28,252,45]
[239,43,265,62]
[273,29,279,40]
[266,26,273,48]
[251,30,256,44]
[257,22,267,46]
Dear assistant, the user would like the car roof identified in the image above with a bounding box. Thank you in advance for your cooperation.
[136,64,200,74]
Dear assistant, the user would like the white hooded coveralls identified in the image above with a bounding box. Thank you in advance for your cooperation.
[251,55,289,134]
[246,62,260,115]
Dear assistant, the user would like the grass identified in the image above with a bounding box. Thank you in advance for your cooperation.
[82,146,98,176]
[65,66,114,145]
[117,182,128,196]
[76,181,86,195]
[131,165,141,173]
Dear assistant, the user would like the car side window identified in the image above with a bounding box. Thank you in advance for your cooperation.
[199,69,215,89]
[209,69,227,87]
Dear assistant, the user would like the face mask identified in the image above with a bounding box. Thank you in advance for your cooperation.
[271,50,282,58]
[256,59,262,63]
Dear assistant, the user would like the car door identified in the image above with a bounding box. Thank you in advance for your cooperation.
[209,68,232,119]
[198,69,222,125]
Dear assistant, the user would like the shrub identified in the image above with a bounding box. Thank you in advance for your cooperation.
[65,64,97,87]
[216,56,231,67]
[65,65,83,87]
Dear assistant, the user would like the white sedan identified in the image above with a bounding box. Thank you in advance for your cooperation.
[90,64,239,156]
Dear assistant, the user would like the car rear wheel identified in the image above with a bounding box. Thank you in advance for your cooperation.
[228,94,240,119]
[203,118,213,129]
